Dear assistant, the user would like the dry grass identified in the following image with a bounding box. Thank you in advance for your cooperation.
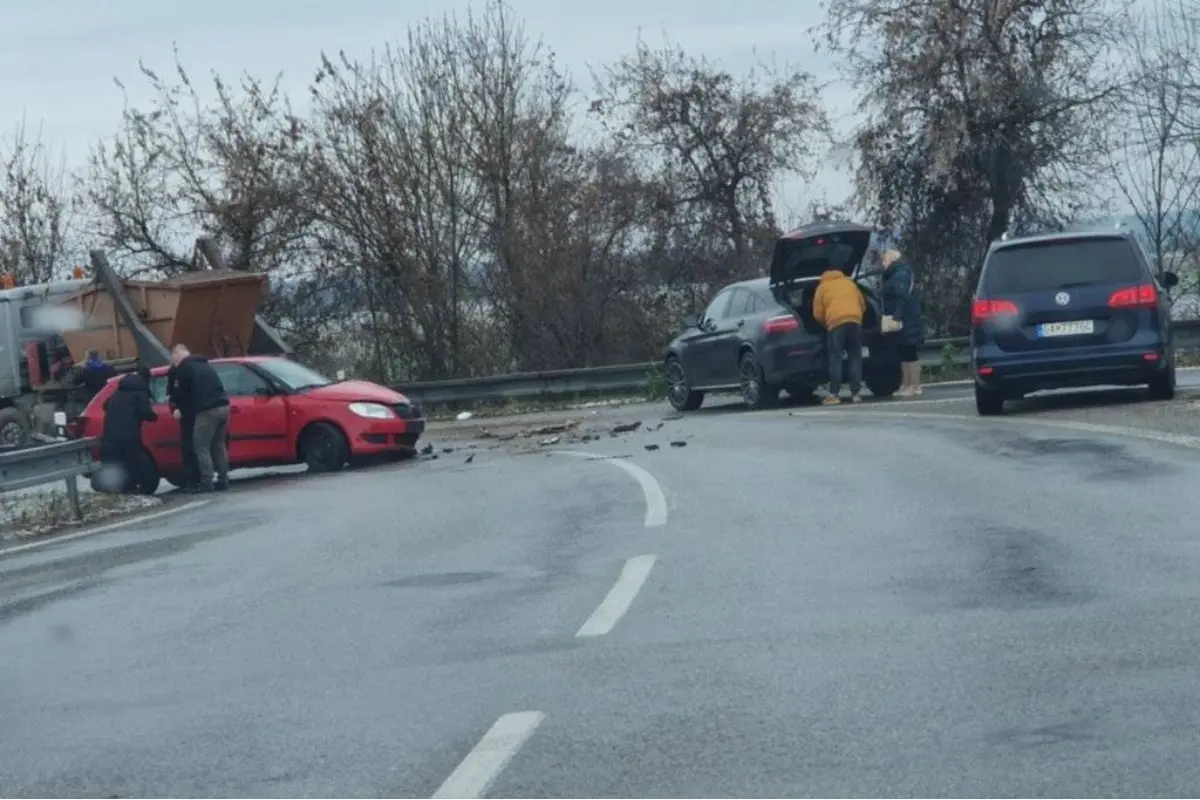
[0,487,162,541]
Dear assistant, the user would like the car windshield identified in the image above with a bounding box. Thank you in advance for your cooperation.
[256,359,336,392]
[982,237,1143,294]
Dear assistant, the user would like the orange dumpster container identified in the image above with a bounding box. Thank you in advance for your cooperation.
[56,270,268,361]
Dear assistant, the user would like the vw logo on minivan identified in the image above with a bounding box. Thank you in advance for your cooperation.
[1054,292,1070,306]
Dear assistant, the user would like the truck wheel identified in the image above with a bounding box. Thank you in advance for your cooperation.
[301,422,349,473]
[0,407,29,447]
[864,355,903,398]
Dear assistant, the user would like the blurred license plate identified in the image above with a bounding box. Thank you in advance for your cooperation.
[1037,320,1093,337]
[862,346,870,357]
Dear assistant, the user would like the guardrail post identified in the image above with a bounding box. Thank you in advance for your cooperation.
[65,475,82,521]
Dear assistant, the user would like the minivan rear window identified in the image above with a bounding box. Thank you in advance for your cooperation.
[982,237,1144,294]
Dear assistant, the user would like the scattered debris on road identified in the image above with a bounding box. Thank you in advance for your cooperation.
[670,440,687,447]
[611,421,642,434]
[533,421,578,435]
[645,444,659,451]
[539,435,561,446]
[464,453,475,464]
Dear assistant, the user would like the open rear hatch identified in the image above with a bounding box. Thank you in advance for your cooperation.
[769,222,875,309]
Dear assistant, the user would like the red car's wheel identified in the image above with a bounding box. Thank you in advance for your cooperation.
[300,421,349,473]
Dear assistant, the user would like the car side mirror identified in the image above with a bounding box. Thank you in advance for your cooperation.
[1162,270,1179,289]
[254,386,274,398]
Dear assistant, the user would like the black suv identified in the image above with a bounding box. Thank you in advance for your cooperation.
[970,230,1179,415]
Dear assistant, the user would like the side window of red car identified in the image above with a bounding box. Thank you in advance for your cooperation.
[148,376,170,405]
[213,363,271,397]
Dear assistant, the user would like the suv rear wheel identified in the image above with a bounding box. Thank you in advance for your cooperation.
[975,384,1005,416]
[864,354,902,398]
[1148,356,1176,401]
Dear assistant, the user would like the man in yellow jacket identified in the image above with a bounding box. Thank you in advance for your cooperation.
[812,269,867,404]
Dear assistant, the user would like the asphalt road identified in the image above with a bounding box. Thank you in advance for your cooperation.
[5,383,1200,797]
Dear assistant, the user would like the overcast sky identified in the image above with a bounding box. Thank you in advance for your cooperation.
[0,0,858,220]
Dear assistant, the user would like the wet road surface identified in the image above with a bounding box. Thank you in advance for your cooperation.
[4,396,1200,797]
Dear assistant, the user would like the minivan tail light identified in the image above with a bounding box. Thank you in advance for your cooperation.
[764,315,800,335]
[971,299,1019,324]
[1108,283,1157,308]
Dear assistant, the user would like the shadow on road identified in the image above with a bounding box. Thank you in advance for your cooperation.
[1006,386,1167,415]
[160,451,421,497]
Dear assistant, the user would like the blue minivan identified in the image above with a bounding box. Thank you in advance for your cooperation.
[970,230,1180,415]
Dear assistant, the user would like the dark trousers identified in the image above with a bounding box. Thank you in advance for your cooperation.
[193,405,231,488]
[99,438,155,494]
[180,412,200,488]
[827,322,863,396]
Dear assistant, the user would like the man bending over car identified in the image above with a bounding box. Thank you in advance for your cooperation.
[812,267,866,405]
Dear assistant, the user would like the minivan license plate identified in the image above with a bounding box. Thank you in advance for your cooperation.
[1037,320,1094,337]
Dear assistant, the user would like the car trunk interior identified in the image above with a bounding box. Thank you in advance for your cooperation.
[769,224,878,335]
[783,282,881,336]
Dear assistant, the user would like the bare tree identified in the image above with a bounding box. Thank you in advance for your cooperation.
[84,51,314,276]
[445,0,579,371]
[823,0,1128,332]
[0,119,80,284]
[308,23,490,381]
[591,41,829,285]
[1111,0,1200,278]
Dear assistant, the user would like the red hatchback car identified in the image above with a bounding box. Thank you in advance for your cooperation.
[74,356,426,492]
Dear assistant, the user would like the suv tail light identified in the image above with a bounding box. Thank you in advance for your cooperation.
[65,419,83,439]
[971,299,1019,324]
[1108,283,1157,308]
[764,315,800,335]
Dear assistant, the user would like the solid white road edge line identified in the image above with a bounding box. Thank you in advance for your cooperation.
[0,500,212,558]
[557,450,668,527]
[576,554,658,638]
[804,409,1200,449]
[431,711,545,799]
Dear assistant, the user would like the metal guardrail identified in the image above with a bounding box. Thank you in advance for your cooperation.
[396,319,1200,407]
[0,438,96,520]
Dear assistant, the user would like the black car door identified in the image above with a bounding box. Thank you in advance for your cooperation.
[683,289,735,385]
[706,289,755,385]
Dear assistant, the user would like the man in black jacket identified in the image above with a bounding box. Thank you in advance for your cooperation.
[167,362,199,491]
[169,344,231,492]
[99,366,158,493]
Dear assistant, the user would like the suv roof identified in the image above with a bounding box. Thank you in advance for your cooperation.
[988,229,1136,254]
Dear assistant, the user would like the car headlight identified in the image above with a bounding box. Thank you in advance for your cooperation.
[348,402,395,419]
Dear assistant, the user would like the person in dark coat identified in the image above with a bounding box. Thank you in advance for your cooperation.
[99,366,158,493]
[169,344,231,492]
[880,249,925,396]
[167,360,200,491]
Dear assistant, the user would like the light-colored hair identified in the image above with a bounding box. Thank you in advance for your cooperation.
[881,249,902,267]
[172,344,190,357]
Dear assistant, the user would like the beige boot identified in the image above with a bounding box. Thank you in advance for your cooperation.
[909,362,923,395]
[895,362,914,396]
